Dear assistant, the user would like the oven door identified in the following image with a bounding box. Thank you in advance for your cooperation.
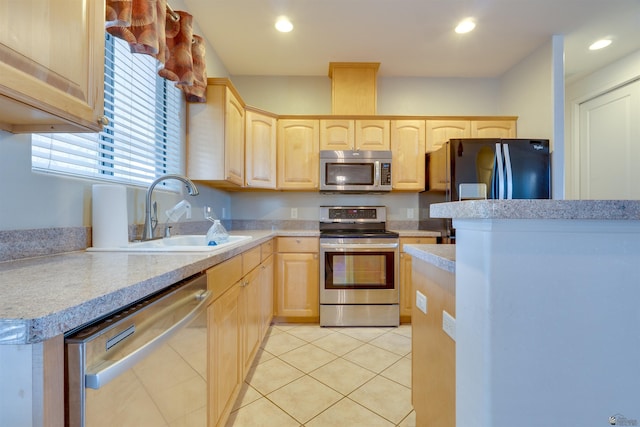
[320,239,399,304]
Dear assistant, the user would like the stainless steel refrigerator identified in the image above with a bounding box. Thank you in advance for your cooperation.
[420,138,551,241]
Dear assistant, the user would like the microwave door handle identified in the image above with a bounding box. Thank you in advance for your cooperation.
[503,143,513,199]
[495,143,505,199]
[374,161,380,187]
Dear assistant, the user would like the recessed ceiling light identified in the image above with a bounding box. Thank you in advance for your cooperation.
[275,17,293,33]
[589,39,612,50]
[455,19,476,34]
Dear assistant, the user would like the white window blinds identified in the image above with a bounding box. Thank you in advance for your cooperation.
[32,34,183,188]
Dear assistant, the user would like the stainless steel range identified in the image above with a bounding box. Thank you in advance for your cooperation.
[319,206,400,327]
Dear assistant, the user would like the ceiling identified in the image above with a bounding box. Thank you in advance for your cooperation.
[183,0,640,82]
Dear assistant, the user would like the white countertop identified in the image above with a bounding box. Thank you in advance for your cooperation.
[404,244,455,273]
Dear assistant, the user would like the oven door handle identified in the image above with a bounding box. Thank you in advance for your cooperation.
[84,290,211,390]
[320,242,398,250]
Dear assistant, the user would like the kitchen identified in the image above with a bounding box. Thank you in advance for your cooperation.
[2,0,640,426]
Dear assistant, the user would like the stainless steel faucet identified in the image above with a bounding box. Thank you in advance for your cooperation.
[142,174,199,240]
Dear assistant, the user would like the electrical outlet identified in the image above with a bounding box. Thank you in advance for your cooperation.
[407,208,414,219]
[291,208,298,219]
[442,310,456,341]
[416,291,427,314]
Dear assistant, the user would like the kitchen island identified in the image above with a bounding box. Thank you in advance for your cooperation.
[430,200,640,427]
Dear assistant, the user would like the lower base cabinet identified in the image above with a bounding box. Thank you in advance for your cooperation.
[411,256,456,427]
[207,240,273,427]
[399,237,437,323]
[274,237,319,322]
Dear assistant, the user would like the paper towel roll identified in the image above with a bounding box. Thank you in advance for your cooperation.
[92,184,128,248]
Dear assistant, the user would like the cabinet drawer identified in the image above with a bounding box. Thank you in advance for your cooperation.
[207,256,242,299]
[276,237,318,253]
[242,246,262,275]
[400,237,437,252]
[261,240,274,260]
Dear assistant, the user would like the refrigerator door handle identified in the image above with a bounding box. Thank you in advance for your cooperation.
[495,143,505,199]
[503,144,513,199]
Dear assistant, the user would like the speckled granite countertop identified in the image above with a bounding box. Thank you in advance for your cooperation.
[404,244,455,273]
[0,228,439,344]
[0,230,292,345]
[430,200,640,220]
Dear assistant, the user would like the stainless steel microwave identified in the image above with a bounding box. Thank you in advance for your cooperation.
[320,150,392,193]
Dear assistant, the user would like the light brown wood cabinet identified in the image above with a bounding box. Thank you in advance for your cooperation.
[426,118,518,153]
[259,241,274,337]
[0,0,105,133]
[245,109,277,189]
[187,78,245,186]
[412,257,456,427]
[207,240,274,427]
[399,237,438,323]
[471,119,516,138]
[426,118,518,191]
[391,120,426,190]
[319,119,390,151]
[426,120,472,153]
[207,257,243,427]
[275,237,319,321]
[277,119,320,190]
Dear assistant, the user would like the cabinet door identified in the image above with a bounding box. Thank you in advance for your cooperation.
[224,88,245,186]
[399,237,437,321]
[277,119,320,190]
[241,267,262,376]
[471,120,516,138]
[209,283,242,427]
[426,120,471,153]
[0,0,105,132]
[355,119,390,150]
[391,120,426,191]
[260,255,274,338]
[275,253,319,319]
[245,110,277,188]
[320,119,354,150]
[400,252,413,320]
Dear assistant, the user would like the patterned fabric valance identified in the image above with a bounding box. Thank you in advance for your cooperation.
[105,0,207,102]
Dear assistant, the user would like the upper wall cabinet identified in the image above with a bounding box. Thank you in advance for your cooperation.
[391,120,426,191]
[319,119,390,151]
[426,119,518,153]
[426,120,472,153]
[187,78,245,186]
[277,119,319,190]
[355,120,390,150]
[0,0,106,133]
[245,109,277,189]
[471,119,517,139]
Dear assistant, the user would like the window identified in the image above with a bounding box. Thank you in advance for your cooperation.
[32,34,183,189]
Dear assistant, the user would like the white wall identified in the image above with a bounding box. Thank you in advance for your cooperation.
[565,49,640,199]
[0,130,231,231]
[231,75,501,116]
[231,192,419,222]
[498,36,565,199]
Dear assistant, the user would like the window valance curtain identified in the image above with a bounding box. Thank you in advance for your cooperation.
[105,0,207,102]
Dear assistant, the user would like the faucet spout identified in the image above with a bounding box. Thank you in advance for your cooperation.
[142,174,199,240]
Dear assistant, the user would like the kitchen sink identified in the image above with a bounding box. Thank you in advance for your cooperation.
[87,235,252,252]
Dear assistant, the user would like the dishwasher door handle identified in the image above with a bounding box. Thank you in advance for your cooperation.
[85,290,211,390]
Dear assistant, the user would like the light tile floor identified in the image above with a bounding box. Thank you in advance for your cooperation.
[225,324,415,427]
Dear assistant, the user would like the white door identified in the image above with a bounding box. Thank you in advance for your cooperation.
[578,79,640,199]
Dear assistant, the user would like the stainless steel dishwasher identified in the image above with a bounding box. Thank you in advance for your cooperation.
[65,273,211,427]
